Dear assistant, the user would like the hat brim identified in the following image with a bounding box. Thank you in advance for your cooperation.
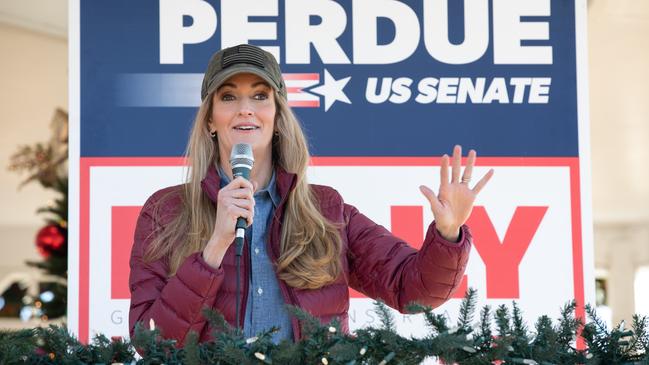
[205,65,283,100]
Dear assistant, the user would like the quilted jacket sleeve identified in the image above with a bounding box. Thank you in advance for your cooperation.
[345,203,472,313]
[128,189,225,345]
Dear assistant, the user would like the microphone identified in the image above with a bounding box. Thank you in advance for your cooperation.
[229,143,253,331]
[229,143,254,250]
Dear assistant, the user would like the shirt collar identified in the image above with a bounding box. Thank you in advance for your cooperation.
[201,162,296,207]
[216,164,280,208]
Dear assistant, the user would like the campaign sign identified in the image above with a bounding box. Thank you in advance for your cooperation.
[69,0,594,345]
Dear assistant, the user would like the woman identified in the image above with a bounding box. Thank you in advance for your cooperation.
[128,44,494,345]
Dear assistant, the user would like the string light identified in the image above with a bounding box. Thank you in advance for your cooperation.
[378,351,395,365]
[462,346,477,353]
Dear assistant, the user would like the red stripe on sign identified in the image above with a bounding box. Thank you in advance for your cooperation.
[79,159,90,343]
[111,206,142,299]
[288,100,319,107]
[286,87,302,94]
[282,73,319,80]
[568,159,586,350]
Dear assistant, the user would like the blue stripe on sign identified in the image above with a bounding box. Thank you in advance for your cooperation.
[116,73,203,107]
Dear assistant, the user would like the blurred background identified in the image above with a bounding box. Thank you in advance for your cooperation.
[0,0,647,330]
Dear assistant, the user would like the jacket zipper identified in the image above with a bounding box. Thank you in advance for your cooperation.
[239,237,250,331]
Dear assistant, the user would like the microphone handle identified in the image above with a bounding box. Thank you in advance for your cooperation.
[235,216,247,249]
[232,167,251,257]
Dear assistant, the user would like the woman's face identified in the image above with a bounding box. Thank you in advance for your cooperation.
[209,72,276,165]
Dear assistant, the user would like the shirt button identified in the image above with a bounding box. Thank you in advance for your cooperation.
[257,287,263,295]
[254,248,260,255]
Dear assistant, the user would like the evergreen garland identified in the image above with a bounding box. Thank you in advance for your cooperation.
[1,289,647,364]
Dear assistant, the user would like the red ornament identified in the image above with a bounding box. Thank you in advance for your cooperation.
[35,224,66,258]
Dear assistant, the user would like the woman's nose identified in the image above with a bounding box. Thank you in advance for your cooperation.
[238,100,254,116]
[238,108,254,116]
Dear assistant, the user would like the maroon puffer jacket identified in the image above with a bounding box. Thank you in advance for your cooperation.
[129,165,472,345]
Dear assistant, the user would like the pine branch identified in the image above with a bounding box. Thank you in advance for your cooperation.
[131,321,179,364]
[585,303,609,335]
[581,303,647,363]
[556,300,580,348]
[511,301,531,355]
[632,314,649,353]
[406,302,450,335]
[88,334,135,363]
[457,288,478,331]
[183,331,201,365]
[495,304,511,337]
[202,306,240,338]
[530,315,555,360]
[374,300,396,332]
[0,329,36,364]
[492,305,515,360]
[286,304,326,338]
[270,340,303,365]
[0,294,645,364]
[26,256,68,278]
[475,305,493,349]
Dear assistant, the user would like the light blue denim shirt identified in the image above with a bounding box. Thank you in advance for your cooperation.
[217,165,293,343]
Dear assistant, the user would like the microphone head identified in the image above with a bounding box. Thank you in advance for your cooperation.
[230,144,254,175]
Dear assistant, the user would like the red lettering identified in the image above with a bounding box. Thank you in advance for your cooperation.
[386,205,547,300]
[467,206,548,298]
[111,206,142,299]
[390,206,424,249]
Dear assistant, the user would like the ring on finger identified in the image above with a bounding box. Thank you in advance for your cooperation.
[461,176,471,184]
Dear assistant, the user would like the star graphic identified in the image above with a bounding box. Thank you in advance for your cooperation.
[308,69,352,111]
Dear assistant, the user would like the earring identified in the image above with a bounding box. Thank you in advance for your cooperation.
[210,130,217,138]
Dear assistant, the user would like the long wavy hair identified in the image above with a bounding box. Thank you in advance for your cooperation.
[143,90,343,289]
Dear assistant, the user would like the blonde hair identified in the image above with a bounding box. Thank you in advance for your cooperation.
[144,90,342,289]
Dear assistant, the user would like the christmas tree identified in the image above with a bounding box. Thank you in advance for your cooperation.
[6,108,69,321]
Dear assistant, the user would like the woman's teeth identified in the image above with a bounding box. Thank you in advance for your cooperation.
[234,126,258,130]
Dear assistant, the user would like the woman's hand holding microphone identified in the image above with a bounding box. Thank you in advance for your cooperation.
[202,177,257,268]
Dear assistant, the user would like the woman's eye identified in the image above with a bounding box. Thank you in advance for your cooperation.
[254,92,269,100]
[220,93,235,101]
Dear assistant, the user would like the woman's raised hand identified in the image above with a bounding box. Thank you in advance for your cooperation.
[202,177,257,268]
[419,145,494,242]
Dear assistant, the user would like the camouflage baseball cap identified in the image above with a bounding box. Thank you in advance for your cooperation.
[201,44,287,101]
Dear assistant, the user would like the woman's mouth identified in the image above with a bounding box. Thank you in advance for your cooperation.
[233,126,259,131]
